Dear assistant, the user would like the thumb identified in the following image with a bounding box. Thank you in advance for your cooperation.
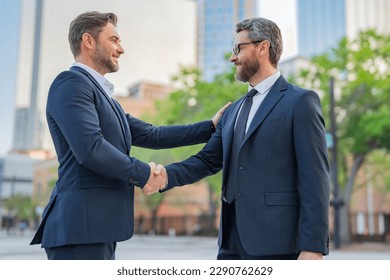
[148,162,156,171]
[154,164,163,175]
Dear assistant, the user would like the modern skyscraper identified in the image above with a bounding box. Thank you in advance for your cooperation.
[296,0,389,59]
[296,0,346,58]
[279,0,390,77]
[25,0,43,150]
[197,0,257,81]
[345,0,390,38]
[12,108,29,151]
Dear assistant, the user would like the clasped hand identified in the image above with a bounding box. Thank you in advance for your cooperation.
[143,162,167,195]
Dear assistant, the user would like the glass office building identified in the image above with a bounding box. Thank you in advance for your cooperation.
[297,0,346,58]
[197,0,257,81]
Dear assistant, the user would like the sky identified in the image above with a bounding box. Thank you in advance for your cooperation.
[259,0,297,59]
[0,0,20,157]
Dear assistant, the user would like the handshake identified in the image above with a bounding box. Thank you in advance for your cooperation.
[143,162,167,196]
[141,102,231,196]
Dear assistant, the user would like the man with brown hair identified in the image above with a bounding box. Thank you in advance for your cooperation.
[30,11,227,260]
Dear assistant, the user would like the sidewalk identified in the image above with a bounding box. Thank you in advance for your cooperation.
[333,241,390,252]
[0,230,389,260]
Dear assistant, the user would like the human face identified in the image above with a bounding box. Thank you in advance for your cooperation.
[230,31,260,83]
[92,23,124,75]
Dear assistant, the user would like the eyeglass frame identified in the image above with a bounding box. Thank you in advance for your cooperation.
[232,40,265,55]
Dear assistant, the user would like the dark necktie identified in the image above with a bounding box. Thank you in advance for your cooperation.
[225,89,258,203]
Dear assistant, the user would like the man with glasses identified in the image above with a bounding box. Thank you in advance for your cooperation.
[147,17,330,260]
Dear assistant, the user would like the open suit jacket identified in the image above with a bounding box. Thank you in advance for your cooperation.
[164,76,330,256]
[30,66,214,248]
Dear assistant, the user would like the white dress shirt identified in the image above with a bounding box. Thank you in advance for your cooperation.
[240,71,281,133]
[72,62,114,98]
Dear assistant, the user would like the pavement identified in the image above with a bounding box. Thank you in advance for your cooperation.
[0,230,390,260]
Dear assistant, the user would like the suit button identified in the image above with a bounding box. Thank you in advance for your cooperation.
[239,166,244,170]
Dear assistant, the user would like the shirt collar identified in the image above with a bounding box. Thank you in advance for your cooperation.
[72,62,114,98]
[249,71,281,95]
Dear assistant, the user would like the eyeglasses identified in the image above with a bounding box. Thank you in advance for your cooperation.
[232,40,264,55]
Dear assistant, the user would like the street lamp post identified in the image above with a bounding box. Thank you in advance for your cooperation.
[329,77,343,249]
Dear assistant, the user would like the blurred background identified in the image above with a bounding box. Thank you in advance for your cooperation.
[0,0,389,255]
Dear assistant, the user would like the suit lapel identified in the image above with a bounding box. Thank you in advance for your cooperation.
[71,66,130,150]
[243,76,287,144]
[223,96,246,161]
[222,77,288,186]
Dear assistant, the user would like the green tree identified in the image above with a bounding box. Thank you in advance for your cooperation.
[3,194,36,222]
[293,29,390,244]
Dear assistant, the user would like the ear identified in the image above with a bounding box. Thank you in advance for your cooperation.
[258,40,271,55]
[81,33,95,51]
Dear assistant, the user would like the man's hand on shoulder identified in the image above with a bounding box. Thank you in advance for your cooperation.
[211,102,231,128]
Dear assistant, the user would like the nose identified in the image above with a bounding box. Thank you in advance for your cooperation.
[230,52,237,63]
[118,43,125,55]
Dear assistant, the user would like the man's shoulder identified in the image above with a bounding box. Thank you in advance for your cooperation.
[48,68,96,102]
[54,67,89,81]
[285,81,318,99]
[50,67,93,89]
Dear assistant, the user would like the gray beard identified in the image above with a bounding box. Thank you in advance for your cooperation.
[235,60,259,82]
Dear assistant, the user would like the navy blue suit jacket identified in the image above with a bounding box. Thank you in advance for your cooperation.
[164,76,330,256]
[30,66,214,248]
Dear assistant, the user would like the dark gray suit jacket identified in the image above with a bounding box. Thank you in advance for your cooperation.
[164,76,330,255]
[31,66,214,248]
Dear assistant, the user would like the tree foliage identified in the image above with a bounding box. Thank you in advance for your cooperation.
[3,194,36,221]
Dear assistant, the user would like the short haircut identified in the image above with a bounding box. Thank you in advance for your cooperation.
[236,17,283,68]
[68,11,118,57]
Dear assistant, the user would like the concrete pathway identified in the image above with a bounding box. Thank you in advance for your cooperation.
[1,230,389,260]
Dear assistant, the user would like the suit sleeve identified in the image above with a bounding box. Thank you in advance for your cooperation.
[125,113,214,149]
[47,72,150,187]
[293,90,330,254]
[161,113,225,191]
